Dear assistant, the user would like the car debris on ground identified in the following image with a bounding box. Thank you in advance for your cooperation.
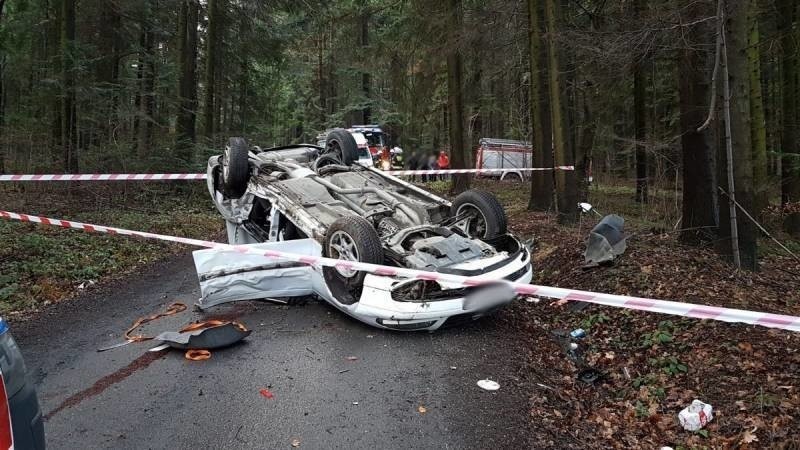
[259,388,275,399]
[477,379,500,391]
[98,302,251,360]
[584,214,627,268]
[678,400,714,431]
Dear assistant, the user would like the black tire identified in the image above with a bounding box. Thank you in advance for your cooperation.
[322,216,383,305]
[222,137,250,198]
[325,128,359,166]
[451,189,508,239]
[313,154,343,171]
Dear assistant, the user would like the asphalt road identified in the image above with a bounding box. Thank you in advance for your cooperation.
[13,254,531,449]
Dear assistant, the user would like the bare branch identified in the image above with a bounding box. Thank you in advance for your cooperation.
[697,0,723,132]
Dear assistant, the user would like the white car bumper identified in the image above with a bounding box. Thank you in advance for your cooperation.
[193,239,532,331]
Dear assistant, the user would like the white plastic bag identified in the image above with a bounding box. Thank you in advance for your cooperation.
[678,399,714,431]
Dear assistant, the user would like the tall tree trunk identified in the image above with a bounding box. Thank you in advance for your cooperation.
[389,52,405,147]
[138,14,156,157]
[203,0,221,140]
[95,2,120,85]
[96,1,121,145]
[527,0,555,211]
[360,3,371,124]
[176,0,199,163]
[679,0,717,244]
[317,34,327,126]
[446,0,470,194]
[133,32,144,150]
[633,0,648,203]
[239,60,248,133]
[747,0,768,214]
[0,56,5,173]
[719,0,757,269]
[61,0,78,173]
[777,0,799,235]
[50,0,63,153]
[544,0,576,223]
[577,94,595,202]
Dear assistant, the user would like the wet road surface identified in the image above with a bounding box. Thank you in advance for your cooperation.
[14,254,530,449]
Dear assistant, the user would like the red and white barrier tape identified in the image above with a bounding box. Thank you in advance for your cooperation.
[0,167,574,182]
[385,166,575,176]
[1,210,798,332]
[0,173,207,182]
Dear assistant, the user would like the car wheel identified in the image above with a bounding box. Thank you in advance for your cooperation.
[325,129,359,166]
[451,189,508,239]
[222,137,250,198]
[322,216,383,305]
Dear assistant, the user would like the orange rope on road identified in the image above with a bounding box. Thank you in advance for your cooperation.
[180,320,248,333]
[124,302,188,343]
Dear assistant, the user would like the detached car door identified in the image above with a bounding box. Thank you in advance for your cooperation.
[193,239,324,309]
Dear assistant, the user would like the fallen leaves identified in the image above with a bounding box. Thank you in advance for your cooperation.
[740,428,759,444]
[490,182,800,449]
[738,342,753,353]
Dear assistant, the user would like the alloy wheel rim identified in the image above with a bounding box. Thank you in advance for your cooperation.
[329,230,359,278]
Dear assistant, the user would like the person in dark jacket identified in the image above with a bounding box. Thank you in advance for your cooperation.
[405,151,419,182]
[425,152,439,182]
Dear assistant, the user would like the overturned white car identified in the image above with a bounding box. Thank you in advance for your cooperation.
[196,129,532,330]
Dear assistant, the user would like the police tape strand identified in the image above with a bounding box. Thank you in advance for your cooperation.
[0,166,574,182]
[1,210,798,333]
[0,173,207,181]
[384,166,575,176]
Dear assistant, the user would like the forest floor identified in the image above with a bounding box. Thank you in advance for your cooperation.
[454,179,800,449]
[2,179,800,448]
[0,183,222,315]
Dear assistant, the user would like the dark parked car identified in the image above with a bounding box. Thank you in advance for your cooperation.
[0,317,46,449]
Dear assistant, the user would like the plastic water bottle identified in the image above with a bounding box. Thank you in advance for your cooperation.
[569,328,586,339]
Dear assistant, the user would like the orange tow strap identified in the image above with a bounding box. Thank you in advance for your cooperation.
[124,302,188,343]
[180,320,249,333]
[185,349,211,361]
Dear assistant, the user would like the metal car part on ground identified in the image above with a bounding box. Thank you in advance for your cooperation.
[584,214,627,267]
[112,303,251,355]
[156,322,251,350]
[202,129,533,331]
